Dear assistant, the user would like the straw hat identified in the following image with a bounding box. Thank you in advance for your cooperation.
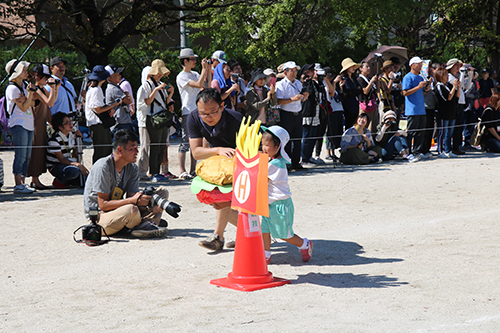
[148,59,170,76]
[340,58,360,74]
[382,60,394,69]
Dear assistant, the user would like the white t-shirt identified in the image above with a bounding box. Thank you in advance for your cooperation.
[136,84,148,128]
[6,83,34,131]
[143,80,167,116]
[176,70,201,115]
[268,158,292,203]
[85,86,105,127]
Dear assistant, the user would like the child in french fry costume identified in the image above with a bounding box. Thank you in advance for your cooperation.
[260,126,313,264]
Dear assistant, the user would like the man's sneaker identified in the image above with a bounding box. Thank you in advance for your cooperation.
[139,174,150,181]
[419,153,429,159]
[162,171,177,180]
[405,154,418,163]
[325,155,333,161]
[301,160,316,167]
[423,152,432,158]
[13,184,34,194]
[131,221,167,238]
[198,234,224,251]
[447,152,458,158]
[300,240,313,262]
[151,174,169,182]
[451,149,465,155]
[158,219,168,228]
[312,157,325,164]
[226,240,236,249]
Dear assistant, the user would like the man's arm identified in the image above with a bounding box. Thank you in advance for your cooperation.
[402,80,427,97]
[97,191,150,213]
[189,137,235,160]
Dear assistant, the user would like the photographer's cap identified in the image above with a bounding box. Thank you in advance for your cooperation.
[179,48,198,59]
[315,63,325,75]
[212,50,227,64]
[261,125,291,164]
[31,63,51,78]
[50,56,67,67]
[409,56,424,66]
[105,64,124,75]
[263,68,276,76]
[283,61,301,71]
[445,58,462,70]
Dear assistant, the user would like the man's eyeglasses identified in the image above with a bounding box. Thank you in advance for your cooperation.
[189,57,197,62]
[199,107,221,118]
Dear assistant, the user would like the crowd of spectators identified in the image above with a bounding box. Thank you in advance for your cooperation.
[2,49,500,196]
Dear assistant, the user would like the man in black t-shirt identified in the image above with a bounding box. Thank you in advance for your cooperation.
[187,88,243,251]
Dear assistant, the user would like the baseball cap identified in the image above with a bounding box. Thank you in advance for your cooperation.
[282,61,301,71]
[212,50,227,64]
[50,57,67,67]
[409,56,423,66]
[105,64,124,75]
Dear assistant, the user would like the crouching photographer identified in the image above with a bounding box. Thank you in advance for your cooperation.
[83,129,181,238]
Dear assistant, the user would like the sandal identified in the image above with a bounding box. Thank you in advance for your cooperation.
[178,172,193,180]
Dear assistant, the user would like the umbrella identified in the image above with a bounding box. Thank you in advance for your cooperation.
[363,45,408,76]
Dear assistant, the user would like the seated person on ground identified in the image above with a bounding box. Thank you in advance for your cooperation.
[46,112,89,188]
[375,110,417,162]
[340,113,383,165]
[83,129,169,238]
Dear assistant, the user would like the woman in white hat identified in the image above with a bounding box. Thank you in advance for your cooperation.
[339,58,362,128]
[4,59,37,194]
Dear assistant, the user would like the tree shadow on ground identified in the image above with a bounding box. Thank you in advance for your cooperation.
[293,272,408,288]
[269,239,403,267]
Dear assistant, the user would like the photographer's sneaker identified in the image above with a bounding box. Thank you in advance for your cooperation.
[131,221,167,238]
[151,174,169,182]
[300,240,313,262]
[14,184,34,194]
[198,234,224,251]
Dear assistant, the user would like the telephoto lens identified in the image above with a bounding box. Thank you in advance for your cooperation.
[143,186,182,218]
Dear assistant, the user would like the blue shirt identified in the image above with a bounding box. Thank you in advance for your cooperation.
[402,72,426,116]
[46,76,77,115]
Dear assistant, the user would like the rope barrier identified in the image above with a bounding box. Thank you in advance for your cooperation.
[0,119,496,148]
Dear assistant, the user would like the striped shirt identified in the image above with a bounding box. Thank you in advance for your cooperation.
[46,131,75,169]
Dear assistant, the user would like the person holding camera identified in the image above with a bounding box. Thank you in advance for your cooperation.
[187,88,242,251]
[211,62,239,111]
[47,56,78,116]
[227,59,247,115]
[83,129,170,238]
[5,59,37,194]
[245,68,276,124]
[446,59,468,155]
[176,48,211,181]
[357,61,380,133]
[85,65,122,164]
[435,68,460,158]
[105,64,134,135]
[339,58,362,128]
[144,59,174,179]
[375,110,417,162]
[46,112,89,187]
[27,64,60,190]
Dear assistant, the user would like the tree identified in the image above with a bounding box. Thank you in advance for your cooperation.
[0,0,277,67]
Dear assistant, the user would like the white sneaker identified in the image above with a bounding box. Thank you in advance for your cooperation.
[405,154,418,163]
[14,184,34,194]
[438,152,449,158]
[447,152,457,158]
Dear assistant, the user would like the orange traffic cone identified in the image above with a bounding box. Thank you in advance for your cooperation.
[210,212,290,291]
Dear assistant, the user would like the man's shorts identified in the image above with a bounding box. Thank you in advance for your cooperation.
[179,117,190,153]
[261,197,294,239]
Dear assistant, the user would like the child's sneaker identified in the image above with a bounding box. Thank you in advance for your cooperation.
[198,234,224,251]
[300,240,313,262]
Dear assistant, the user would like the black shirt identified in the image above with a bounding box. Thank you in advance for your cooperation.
[479,78,495,98]
[186,108,243,148]
[481,105,499,142]
[435,82,457,120]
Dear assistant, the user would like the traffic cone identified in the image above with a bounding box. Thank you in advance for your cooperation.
[210,212,290,291]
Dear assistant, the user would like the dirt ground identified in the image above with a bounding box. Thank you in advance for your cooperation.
[1,141,500,332]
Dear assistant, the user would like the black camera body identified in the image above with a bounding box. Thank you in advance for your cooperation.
[73,208,109,246]
[207,59,213,65]
[143,186,182,218]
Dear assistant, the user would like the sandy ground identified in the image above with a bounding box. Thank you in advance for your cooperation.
[1,140,500,332]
